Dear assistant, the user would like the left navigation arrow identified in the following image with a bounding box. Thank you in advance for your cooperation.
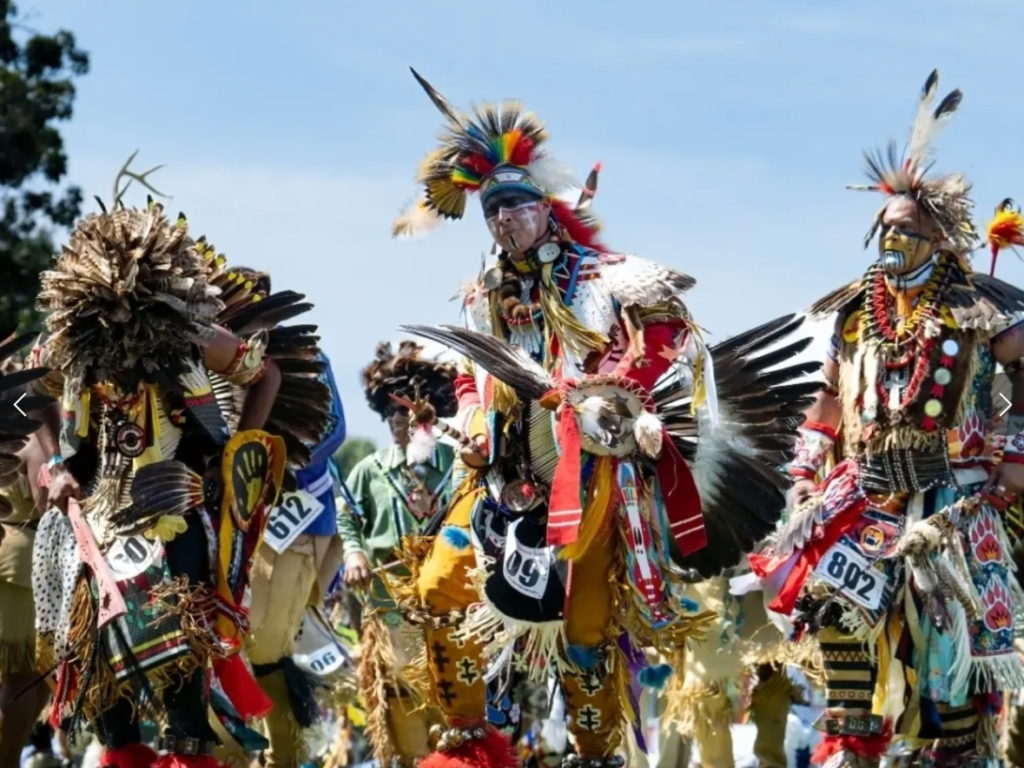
[13,393,26,416]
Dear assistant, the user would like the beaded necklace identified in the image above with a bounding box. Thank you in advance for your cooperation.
[862,260,955,428]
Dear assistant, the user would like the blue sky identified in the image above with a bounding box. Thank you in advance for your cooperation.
[29,0,1024,442]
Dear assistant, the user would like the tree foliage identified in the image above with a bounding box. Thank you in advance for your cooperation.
[333,437,377,478]
[0,0,89,332]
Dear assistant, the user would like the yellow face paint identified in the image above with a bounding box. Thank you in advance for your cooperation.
[879,228,933,275]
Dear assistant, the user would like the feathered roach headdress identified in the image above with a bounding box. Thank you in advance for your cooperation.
[848,70,977,255]
[37,153,223,390]
[392,68,605,250]
[362,341,457,420]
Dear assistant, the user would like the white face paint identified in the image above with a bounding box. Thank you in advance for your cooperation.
[485,199,550,256]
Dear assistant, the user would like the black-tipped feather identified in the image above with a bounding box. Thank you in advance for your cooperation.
[399,323,554,401]
[933,90,962,120]
[0,367,50,395]
[656,313,822,577]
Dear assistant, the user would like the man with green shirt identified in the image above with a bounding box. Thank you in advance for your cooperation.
[337,341,457,768]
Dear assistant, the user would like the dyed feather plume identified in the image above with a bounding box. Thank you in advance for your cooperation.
[986,198,1024,277]
[38,199,223,391]
[393,68,598,245]
[848,69,977,254]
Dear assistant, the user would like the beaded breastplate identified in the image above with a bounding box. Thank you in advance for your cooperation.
[838,261,979,460]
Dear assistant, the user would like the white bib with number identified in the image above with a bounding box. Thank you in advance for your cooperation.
[263,490,326,554]
[501,518,551,600]
[814,540,885,611]
[293,609,347,677]
[106,534,163,581]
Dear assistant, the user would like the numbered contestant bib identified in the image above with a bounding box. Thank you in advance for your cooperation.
[293,607,349,678]
[814,540,886,611]
[93,529,192,682]
[105,533,164,582]
[263,490,326,554]
[471,506,567,624]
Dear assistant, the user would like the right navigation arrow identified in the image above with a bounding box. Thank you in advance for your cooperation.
[999,393,1013,418]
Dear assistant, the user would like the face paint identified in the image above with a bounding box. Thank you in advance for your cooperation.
[485,197,549,255]
[878,227,934,276]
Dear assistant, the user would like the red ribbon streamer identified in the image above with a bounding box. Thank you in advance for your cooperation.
[762,497,867,615]
[655,431,707,555]
[547,405,583,547]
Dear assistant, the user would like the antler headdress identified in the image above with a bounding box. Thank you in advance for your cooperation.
[393,69,604,249]
[849,70,977,255]
[361,341,457,420]
[37,154,223,390]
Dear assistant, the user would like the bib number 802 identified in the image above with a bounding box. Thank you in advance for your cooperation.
[815,542,884,611]
[825,551,876,601]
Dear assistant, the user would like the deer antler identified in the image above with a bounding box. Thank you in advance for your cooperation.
[112,149,170,210]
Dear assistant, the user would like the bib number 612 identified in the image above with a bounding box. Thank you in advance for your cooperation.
[263,490,325,554]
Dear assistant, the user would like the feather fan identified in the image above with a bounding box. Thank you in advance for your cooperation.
[110,460,205,535]
[401,314,821,577]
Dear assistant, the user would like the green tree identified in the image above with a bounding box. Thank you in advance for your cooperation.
[0,0,90,332]
[333,437,377,478]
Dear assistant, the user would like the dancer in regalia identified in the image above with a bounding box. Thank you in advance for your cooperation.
[337,340,457,766]
[749,71,1024,767]
[29,164,332,768]
[982,201,1024,768]
[387,68,822,768]
[0,334,54,768]
[239,344,347,768]
[666,575,818,768]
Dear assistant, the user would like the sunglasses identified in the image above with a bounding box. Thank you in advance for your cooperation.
[483,191,542,220]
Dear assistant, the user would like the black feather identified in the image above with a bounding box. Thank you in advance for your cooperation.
[0,367,49,394]
[403,315,820,578]
[933,89,962,120]
[921,69,939,101]
[110,461,205,534]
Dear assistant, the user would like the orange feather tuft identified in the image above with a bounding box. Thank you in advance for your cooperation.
[986,199,1024,276]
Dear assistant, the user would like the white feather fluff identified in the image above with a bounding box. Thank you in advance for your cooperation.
[634,411,663,458]
[526,154,578,195]
[392,198,443,239]
[406,426,436,465]
[576,397,608,441]
[691,403,740,506]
